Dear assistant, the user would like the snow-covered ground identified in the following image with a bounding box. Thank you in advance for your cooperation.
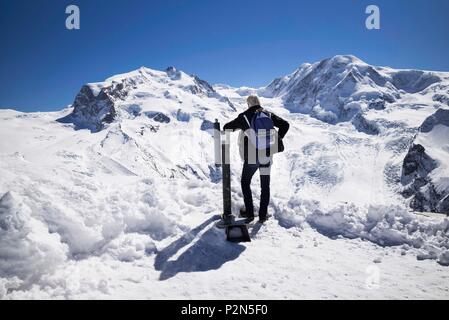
[1,56,448,299]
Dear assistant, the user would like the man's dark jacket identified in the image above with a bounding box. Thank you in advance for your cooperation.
[223,105,290,163]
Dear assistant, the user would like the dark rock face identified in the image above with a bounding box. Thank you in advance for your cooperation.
[219,96,237,111]
[401,109,449,215]
[123,104,142,118]
[144,111,171,123]
[433,94,449,106]
[439,195,449,213]
[139,124,159,135]
[402,144,436,177]
[351,113,380,135]
[176,109,191,122]
[392,71,441,94]
[200,120,214,131]
[401,144,440,213]
[166,66,181,80]
[166,66,217,97]
[409,183,441,214]
[70,82,129,131]
[189,74,236,111]
[368,99,386,110]
[419,108,449,133]
[193,76,216,96]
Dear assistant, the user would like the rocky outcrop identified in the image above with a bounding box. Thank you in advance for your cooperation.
[433,94,449,106]
[69,83,126,131]
[419,108,449,132]
[351,112,380,135]
[144,111,171,123]
[200,119,214,131]
[401,144,439,212]
[401,109,449,214]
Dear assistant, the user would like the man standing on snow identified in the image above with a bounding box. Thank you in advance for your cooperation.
[223,95,289,223]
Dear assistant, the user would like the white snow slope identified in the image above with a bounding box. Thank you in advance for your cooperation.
[1,56,449,299]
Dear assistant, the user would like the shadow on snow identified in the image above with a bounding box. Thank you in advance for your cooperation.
[154,215,246,280]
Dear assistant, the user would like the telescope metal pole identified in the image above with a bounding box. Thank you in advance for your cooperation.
[213,119,221,167]
[222,130,232,217]
[213,120,233,226]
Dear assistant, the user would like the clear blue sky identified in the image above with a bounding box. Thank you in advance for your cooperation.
[1,0,448,112]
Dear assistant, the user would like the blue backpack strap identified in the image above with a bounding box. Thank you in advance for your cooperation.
[258,109,272,121]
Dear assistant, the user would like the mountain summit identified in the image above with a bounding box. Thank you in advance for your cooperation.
[65,66,235,131]
[262,55,447,125]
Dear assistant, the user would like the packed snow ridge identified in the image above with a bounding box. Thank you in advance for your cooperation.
[1,55,449,299]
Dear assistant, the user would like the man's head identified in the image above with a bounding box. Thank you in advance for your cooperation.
[247,95,261,108]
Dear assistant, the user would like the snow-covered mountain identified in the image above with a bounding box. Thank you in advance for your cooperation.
[261,55,448,130]
[54,66,239,180]
[63,66,236,131]
[1,55,449,299]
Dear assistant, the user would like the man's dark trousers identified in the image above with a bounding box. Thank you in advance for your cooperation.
[241,163,271,219]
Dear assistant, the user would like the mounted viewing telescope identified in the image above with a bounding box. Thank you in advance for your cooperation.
[214,119,232,219]
[213,119,251,242]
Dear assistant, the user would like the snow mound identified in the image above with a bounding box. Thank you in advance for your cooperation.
[0,192,68,285]
[306,203,449,264]
[103,233,156,262]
